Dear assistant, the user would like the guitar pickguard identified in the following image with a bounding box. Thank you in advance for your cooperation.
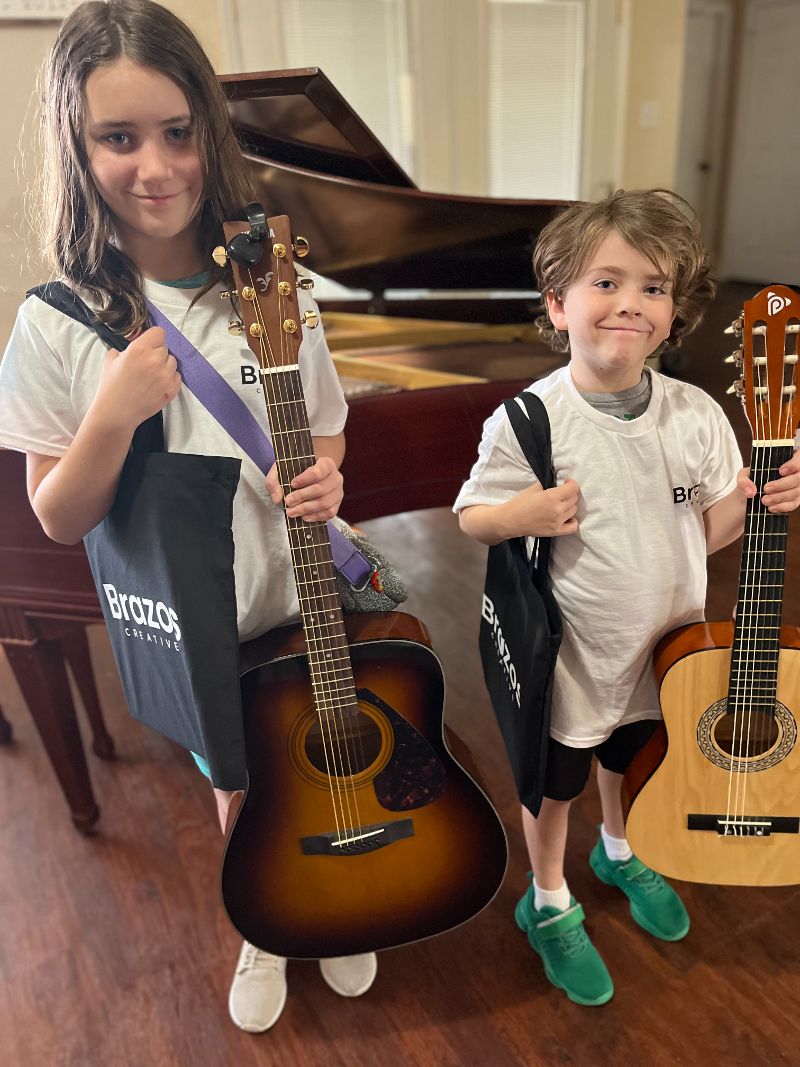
[357,687,447,811]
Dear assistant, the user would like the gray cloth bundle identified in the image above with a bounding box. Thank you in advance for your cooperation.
[332,519,408,613]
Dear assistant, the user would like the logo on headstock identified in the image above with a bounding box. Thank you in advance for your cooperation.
[767,291,791,316]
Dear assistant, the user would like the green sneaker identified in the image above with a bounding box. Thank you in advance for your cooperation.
[514,878,614,1006]
[589,838,690,942]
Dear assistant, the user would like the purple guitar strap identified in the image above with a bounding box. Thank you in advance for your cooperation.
[146,300,372,589]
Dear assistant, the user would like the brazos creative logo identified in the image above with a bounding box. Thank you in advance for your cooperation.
[102,583,182,651]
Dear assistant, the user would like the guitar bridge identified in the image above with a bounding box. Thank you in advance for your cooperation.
[301,817,414,855]
[687,814,799,837]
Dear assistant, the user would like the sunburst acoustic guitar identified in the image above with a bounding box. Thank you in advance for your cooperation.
[624,284,800,886]
[213,204,507,958]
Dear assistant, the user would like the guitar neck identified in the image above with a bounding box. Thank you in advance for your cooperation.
[218,208,358,708]
[728,443,793,712]
[262,364,356,705]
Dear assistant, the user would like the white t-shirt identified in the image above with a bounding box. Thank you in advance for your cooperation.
[0,278,348,641]
[454,365,742,747]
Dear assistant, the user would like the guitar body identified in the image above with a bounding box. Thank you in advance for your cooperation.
[223,611,508,958]
[625,621,800,885]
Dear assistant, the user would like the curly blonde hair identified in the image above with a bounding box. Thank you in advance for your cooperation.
[532,188,715,353]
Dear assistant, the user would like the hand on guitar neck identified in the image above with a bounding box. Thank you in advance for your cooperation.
[704,453,800,555]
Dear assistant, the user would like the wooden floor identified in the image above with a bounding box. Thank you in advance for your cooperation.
[2,282,800,1066]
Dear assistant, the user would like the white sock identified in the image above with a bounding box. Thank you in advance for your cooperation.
[533,878,571,912]
[601,823,633,861]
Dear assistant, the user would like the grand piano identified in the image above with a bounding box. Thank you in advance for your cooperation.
[0,69,565,831]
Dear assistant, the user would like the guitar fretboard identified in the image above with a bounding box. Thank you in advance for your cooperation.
[727,444,793,715]
[262,365,357,713]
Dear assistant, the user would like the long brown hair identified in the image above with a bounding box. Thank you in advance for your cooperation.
[36,0,254,335]
[532,189,716,354]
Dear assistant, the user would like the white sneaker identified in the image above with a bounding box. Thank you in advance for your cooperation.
[319,953,378,997]
[228,941,287,1032]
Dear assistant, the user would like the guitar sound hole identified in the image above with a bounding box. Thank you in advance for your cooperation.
[304,708,384,777]
[713,710,780,758]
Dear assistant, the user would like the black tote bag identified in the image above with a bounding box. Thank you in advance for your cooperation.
[30,284,248,790]
[478,391,562,817]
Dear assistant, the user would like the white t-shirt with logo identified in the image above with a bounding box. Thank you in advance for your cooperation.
[0,278,348,641]
[454,365,742,747]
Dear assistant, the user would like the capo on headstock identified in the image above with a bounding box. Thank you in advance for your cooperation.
[219,203,269,267]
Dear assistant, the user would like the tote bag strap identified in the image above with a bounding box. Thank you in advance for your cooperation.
[27,281,164,454]
[503,390,557,584]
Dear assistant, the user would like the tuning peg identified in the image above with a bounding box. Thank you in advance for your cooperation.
[278,281,293,296]
[220,290,237,300]
[297,277,315,290]
[302,309,320,329]
[282,318,298,334]
[725,348,743,366]
[227,319,244,336]
[272,242,287,259]
[212,245,228,267]
[724,315,743,337]
[241,286,256,301]
[293,236,310,258]
[726,379,745,397]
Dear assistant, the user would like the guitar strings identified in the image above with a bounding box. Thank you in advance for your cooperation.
[741,320,796,828]
[249,245,367,843]
[273,258,371,840]
[250,253,356,845]
[734,314,796,834]
[745,323,800,826]
[726,318,765,833]
[266,255,362,844]
[244,256,355,844]
[736,336,762,827]
[739,324,773,831]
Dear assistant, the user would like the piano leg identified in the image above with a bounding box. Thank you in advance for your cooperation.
[61,628,115,760]
[3,638,100,834]
[0,704,12,744]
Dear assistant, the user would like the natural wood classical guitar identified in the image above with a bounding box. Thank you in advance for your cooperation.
[214,205,507,957]
[624,284,800,886]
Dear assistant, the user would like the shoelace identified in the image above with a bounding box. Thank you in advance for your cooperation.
[544,923,589,961]
[238,944,284,975]
[626,864,664,896]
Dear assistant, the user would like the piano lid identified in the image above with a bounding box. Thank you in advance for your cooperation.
[219,69,415,188]
[219,68,565,294]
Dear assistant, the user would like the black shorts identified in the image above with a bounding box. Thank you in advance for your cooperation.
[542,719,659,802]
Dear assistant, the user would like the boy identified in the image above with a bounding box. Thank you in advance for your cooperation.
[455,189,800,1006]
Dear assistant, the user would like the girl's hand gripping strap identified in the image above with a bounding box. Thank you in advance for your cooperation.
[26,282,371,588]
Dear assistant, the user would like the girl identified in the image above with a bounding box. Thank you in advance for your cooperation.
[0,0,377,1033]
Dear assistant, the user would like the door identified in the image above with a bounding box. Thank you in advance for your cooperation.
[719,0,800,283]
[673,0,733,246]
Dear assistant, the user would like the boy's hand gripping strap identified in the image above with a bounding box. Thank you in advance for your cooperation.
[503,390,557,582]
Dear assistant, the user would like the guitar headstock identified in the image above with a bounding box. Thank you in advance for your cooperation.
[726,284,799,445]
[213,202,317,370]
